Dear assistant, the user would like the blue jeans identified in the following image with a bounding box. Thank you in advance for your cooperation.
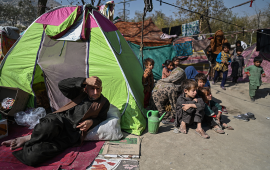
[213,70,228,87]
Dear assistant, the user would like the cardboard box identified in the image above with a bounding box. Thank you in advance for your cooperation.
[0,86,29,116]
[100,135,141,158]
[0,119,8,139]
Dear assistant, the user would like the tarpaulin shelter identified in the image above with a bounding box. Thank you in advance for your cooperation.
[174,37,210,75]
[228,43,270,83]
[115,18,172,47]
[128,41,176,80]
[0,26,20,63]
[0,5,146,135]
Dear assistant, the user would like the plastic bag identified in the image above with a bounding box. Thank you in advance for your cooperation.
[84,104,123,141]
[14,107,46,129]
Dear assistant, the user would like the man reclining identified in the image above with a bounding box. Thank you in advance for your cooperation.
[1,76,110,166]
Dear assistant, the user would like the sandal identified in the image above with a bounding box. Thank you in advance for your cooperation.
[179,125,187,134]
[195,129,210,139]
[222,124,234,130]
[213,127,225,134]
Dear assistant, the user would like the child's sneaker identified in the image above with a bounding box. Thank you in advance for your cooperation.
[250,97,255,102]
[221,106,228,114]
[244,112,256,120]
[233,115,249,122]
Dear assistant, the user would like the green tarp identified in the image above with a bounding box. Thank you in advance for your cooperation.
[128,42,176,80]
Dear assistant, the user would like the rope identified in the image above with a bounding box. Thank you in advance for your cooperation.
[157,0,244,29]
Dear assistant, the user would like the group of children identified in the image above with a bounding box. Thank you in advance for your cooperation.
[211,41,265,101]
[174,75,233,139]
[142,39,266,138]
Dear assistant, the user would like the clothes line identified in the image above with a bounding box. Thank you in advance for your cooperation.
[175,27,270,39]
[157,0,244,29]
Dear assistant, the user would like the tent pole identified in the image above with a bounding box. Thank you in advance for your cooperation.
[140,7,146,70]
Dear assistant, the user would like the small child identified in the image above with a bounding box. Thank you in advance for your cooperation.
[162,60,174,79]
[231,47,245,83]
[198,87,234,134]
[174,79,209,139]
[244,56,266,102]
[142,58,155,108]
[195,73,210,88]
[212,43,231,90]
[172,57,180,68]
[232,40,242,56]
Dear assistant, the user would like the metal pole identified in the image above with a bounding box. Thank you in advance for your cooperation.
[123,0,126,21]
[141,7,146,70]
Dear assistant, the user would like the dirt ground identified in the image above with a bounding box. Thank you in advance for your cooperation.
[139,81,270,170]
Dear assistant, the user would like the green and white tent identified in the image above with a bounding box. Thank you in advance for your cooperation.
[0,5,146,135]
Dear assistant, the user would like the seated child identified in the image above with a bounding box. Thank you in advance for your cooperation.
[231,47,245,84]
[162,60,174,79]
[142,58,155,108]
[244,56,266,102]
[212,43,231,90]
[174,79,209,139]
[195,73,210,88]
[172,57,180,68]
[198,87,234,134]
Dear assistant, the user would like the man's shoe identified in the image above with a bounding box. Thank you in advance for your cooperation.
[212,81,215,85]
[233,115,249,122]
[250,97,255,102]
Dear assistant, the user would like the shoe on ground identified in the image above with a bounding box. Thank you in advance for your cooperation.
[162,120,174,125]
[212,81,215,85]
[221,86,226,90]
[233,115,249,122]
[221,106,228,114]
[244,112,256,120]
[250,97,255,102]
[173,128,180,134]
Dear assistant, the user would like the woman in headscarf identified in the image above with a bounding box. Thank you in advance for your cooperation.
[152,67,186,124]
[185,66,210,87]
[209,30,228,80]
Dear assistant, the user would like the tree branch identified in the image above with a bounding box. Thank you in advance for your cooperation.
[91,0,94,5]
[97,0,102,6]
[81,0,85,5]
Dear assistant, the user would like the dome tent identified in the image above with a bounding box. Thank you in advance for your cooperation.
[0,5,146,135]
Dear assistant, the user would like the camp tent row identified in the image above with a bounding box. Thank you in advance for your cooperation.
[0,5,146,135]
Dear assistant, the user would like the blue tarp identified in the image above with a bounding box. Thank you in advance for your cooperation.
[128,42,176,80]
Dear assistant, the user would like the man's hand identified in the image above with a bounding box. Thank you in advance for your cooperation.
[262,73,266,77]
[76,120,93,132]
[84,76,102,88]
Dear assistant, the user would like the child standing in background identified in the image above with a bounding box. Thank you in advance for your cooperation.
[244,56,266,102]
[231,47,245,84]
[142,58,155,108]
[162,60,174,79]
[212,43,231,90]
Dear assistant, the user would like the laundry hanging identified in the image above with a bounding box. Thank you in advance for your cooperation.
[162,25,181,36]
[257,29,270,54]
[192,39,211,52]
[182,20,200,37]
[174,41,193,56]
